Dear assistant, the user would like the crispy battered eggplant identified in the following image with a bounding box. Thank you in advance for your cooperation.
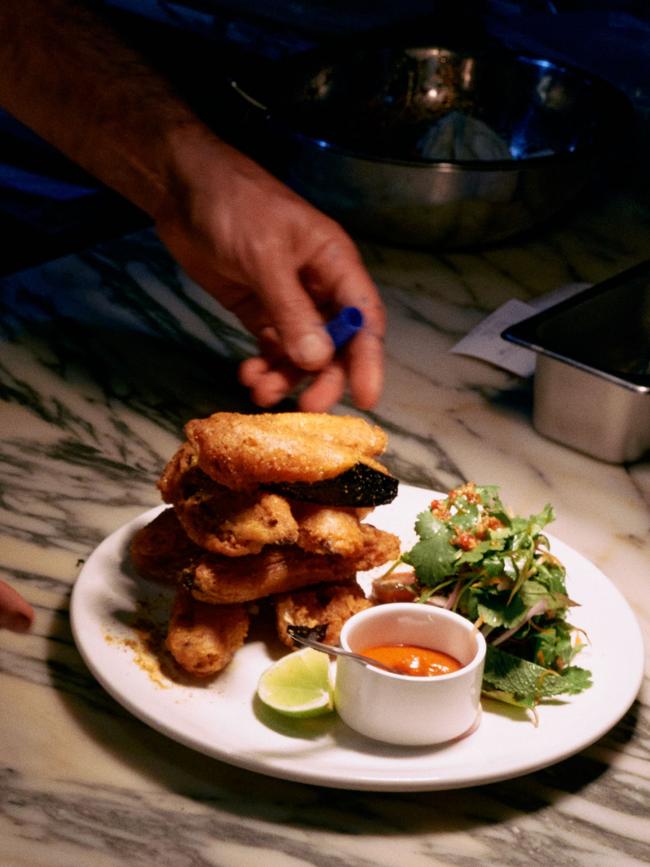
[275,581,373,647]
[266,462,398,506]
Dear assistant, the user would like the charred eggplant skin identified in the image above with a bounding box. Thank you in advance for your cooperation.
[266,463,398,507]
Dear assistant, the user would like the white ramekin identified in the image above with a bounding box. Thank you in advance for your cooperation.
[334,602,486,746]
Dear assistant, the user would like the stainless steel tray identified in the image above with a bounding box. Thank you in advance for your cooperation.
[502,260,650,463]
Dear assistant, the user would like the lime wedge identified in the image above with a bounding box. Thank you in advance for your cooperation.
[257,647,334,718]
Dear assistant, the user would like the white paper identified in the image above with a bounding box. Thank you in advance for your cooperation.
[450,284,591,377]
[451,298,538,377]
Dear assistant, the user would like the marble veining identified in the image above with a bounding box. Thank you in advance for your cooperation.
[1,170,649,866]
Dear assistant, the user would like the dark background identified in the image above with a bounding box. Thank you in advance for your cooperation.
[1,0,648,275]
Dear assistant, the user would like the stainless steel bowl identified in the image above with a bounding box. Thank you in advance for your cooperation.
[228,44,632,248]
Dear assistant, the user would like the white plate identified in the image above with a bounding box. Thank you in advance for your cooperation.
[70,485,644,791]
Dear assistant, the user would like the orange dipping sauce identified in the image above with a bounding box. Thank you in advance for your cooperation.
[360,644,462,677]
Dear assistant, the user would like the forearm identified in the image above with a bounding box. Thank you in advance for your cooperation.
[0,0,214,217]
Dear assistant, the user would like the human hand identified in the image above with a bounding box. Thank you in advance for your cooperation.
[0,579,34,632]
[0,2,384,412]
[155,130,385,412]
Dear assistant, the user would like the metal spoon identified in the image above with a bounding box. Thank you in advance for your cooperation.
[286,625,396,673]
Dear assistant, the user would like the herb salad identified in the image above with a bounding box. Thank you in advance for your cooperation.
[380,483,592,711]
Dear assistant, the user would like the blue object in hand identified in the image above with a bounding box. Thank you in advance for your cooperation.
[325,306,364,349]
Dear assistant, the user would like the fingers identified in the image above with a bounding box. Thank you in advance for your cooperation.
[347,328,384,409]
[299,234,386,409]
[0,580,34,632]
[238,356,304,407]
[238,352,348,412]
[223,267,336,374]
[238,326,304,407]
[238,295,384,411]
[302,233,386,338]
[239,249,385,412]
[254,259,334,372]
[296,363,347,412]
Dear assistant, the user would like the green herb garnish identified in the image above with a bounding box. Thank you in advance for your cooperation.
[399,483,592,712]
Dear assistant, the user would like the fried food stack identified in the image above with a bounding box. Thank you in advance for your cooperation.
[130,412,399,677]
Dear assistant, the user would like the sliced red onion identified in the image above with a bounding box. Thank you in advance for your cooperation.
[445,578,464,610]
[424,595,449,607]
[491,599,548,646]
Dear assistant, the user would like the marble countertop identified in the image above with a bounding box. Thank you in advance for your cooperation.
[1,173,649,866]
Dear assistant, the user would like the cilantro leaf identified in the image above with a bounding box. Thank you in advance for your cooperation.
[532,619,584,669]
[456,540,493,566]
[401,510,457,584]
[475,485,506,516]
[475,589,527,628]
[519,579,569,614]
[412,509,443,540]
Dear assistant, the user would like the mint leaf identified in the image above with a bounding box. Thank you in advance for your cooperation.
[482,645,592,708]
[544,665,592,696]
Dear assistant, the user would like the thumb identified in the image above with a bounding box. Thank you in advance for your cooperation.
[256,266,334,372]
